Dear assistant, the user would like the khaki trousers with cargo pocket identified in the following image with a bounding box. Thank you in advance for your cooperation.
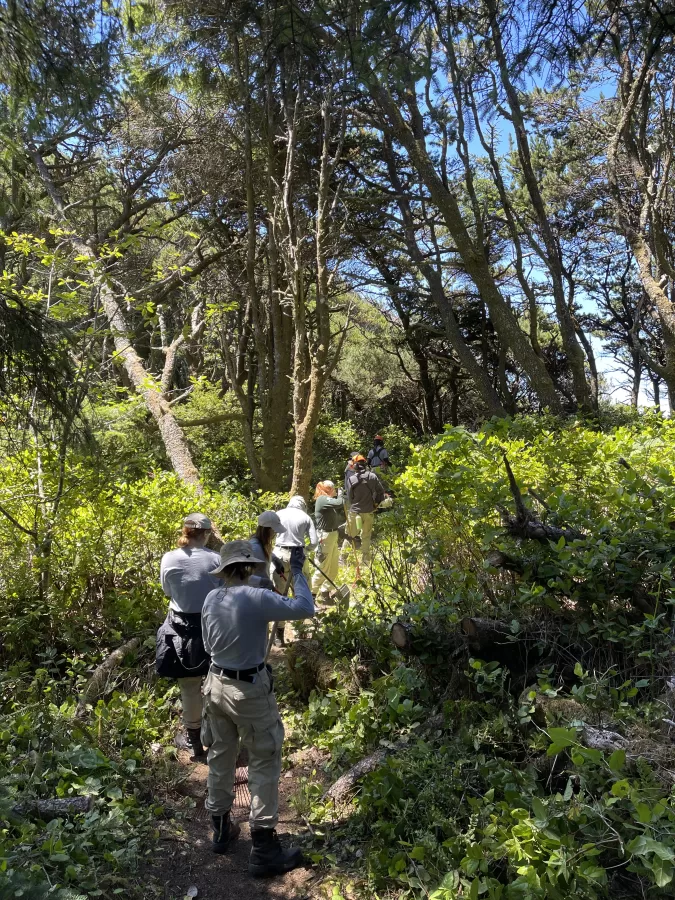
[202,667,284,828]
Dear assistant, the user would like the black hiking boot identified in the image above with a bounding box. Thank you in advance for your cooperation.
[248,827,302,877]
[186,727,207,761]
[212,813,240,854]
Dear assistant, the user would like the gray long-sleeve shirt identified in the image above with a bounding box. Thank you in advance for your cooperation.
[202,571,314,669]
[346,469,385,514]
[274,507,318,550]
[160,547,221,613]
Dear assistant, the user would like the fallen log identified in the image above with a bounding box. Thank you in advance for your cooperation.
[324,715,444,803]
[285,640,340,700]
[12,796,92,819]
[325,749,388,802]
[581,725,628,752]
[75,637,141,719]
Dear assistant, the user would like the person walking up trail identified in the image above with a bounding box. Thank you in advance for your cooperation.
[249,511,285,590]
[341,455,385,567]
[158,513,220,761]
[201,540,314,876]
[343,450,358,495]
[312,481,345,603]
[367,435,391,473]
[272,496,318,644]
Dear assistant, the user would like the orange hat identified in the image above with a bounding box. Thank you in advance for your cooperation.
[353,454,367,465]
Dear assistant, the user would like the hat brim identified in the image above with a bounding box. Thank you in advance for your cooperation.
[271,522,285,534]
[209,556,267,575]
[210,555,258,575]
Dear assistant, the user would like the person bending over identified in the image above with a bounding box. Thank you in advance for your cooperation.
[201,540,314,876]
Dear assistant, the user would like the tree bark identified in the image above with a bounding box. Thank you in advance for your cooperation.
[28,147,204,490]
[364,77,563,412]
[75,637,141,719]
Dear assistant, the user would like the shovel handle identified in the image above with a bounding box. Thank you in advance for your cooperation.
[306,555,341,592]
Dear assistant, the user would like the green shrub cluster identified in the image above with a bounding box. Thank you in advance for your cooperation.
[0,659,178,899]
[291,414,675,899]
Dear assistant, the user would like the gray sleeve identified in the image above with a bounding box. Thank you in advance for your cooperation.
[256,581,315,621]
[371,474,386,505]
[201,600,212,654]
[160,556,171,597]
[307,515,318,550]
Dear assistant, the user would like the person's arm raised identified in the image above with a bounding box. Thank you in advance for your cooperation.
[259,546,315,620]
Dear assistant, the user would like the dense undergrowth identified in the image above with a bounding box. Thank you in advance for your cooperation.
[5,411,675,898]
[284,413,675,899]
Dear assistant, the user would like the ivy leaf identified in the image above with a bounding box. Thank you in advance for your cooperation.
[651,856,674,887]
[608,749,626,772]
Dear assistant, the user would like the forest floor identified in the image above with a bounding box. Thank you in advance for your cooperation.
[144,647,329,900]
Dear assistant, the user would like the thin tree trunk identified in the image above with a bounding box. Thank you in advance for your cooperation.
[365,77,562,412]
[29,147,203,490]
[486,0,592,412]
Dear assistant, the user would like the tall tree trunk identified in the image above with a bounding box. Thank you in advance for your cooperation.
[364,76,563,412]
[380,138,507,418]
[486,0,592,412]
[289,89,347,497]
[631,350,642,408]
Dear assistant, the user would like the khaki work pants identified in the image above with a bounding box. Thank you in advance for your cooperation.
[341,511,375,565]
[202,667,284,828]
[178,677,203,730]
[272,546,311,595]
[311,530,339,596]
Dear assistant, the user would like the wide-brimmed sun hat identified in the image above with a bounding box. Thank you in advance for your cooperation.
[210,539,258,575]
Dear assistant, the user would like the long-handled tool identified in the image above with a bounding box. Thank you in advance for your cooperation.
[307,556,351,608]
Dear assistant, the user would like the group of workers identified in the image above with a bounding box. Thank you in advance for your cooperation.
[156,437,393,878]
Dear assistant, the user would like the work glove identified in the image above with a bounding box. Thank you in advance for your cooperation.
[271,554,285,576]
[290,546,306,570]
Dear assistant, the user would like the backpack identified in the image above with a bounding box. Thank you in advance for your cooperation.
[369,446,388,467]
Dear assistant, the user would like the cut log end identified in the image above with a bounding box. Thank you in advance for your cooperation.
[390,622,411,651]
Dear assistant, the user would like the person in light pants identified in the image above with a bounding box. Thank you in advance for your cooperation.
[341,455,385,566]
[311,480,345,601]
[159,513,220,760]
[201,540,314,875]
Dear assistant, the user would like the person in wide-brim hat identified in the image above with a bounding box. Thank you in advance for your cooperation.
[200,537,314,874]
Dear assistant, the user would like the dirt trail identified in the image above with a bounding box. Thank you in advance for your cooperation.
[149,649,325,900]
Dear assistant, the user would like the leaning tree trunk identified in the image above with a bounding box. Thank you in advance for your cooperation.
[29,148,204,491]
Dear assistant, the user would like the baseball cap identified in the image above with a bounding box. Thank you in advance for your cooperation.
[258,510,285,534]
[183,512,212,530]
[321,480,335,490]
[210,539,258,575]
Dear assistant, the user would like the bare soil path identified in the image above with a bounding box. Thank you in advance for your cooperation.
[145,648,329,900]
